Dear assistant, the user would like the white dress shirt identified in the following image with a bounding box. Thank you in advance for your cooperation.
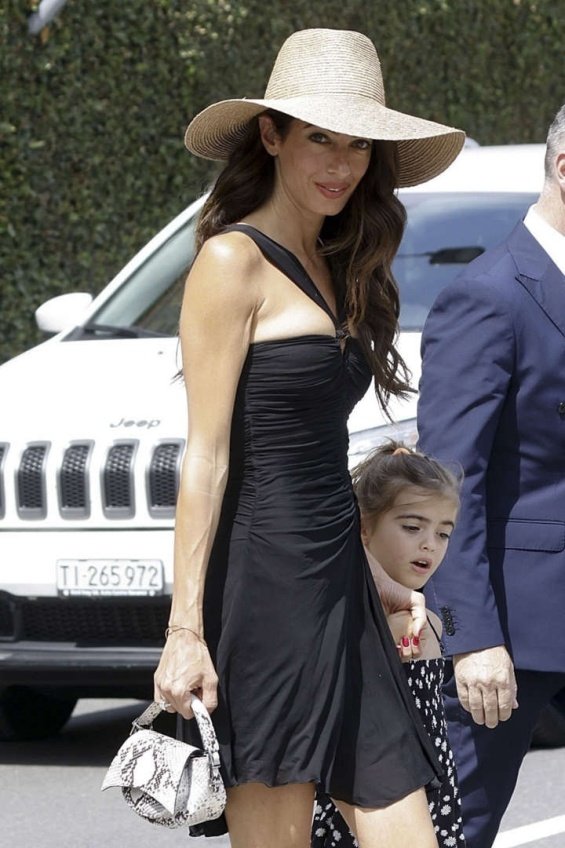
[523,204,565,275]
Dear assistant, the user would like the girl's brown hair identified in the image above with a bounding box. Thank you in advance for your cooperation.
[196,111,410,412]
[352,441,461,523]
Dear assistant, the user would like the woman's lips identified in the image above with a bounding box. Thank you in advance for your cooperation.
[315,183,350,200]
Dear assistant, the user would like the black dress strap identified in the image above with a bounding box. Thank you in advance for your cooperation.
[426,613,442,643]
[223,224,346,337]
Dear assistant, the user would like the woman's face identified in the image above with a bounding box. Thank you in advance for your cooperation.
[259,117,372,218]
[361,486,458,591]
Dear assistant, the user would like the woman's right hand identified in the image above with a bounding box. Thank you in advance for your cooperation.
[154,629,219,719]
[154,233,256,720]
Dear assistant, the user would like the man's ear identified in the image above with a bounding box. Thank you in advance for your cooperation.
[258,115,280,156]
[556,151,565,191]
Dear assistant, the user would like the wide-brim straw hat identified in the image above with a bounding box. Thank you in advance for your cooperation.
[184,28,465,188]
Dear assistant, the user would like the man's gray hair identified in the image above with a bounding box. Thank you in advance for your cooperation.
[544,104,565,179]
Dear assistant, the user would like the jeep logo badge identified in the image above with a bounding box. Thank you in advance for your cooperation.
[110,418,161,429]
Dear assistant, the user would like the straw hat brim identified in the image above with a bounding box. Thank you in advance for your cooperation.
[184,95,465,187]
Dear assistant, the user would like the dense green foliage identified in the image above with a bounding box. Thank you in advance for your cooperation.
[2,0,563,363]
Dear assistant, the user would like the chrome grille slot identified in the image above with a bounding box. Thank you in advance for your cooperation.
[0,444,7,519]
[148,441,183,518]
[102,442,137,518]
[59,442,92,518]
[17,443,49,519]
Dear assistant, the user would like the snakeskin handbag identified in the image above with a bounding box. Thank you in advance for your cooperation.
[101,696,226,828]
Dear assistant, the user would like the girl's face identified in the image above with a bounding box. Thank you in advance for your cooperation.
[361,486,458,591]
[259,117,372,219]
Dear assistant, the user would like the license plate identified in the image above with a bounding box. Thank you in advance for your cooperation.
[56,559,164,597]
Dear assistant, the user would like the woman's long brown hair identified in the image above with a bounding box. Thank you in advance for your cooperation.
[196,111,411,412]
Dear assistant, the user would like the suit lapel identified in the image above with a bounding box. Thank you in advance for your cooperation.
[508,223,565,339]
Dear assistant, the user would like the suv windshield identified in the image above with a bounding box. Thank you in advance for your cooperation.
[79,215,198,338]
[80,192,535,337]
[395,192,534,329]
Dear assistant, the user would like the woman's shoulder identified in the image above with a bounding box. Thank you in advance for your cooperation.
[196,229,263,277]
[187,230,265,309]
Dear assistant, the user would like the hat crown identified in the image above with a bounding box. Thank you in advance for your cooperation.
[264,29,386,105]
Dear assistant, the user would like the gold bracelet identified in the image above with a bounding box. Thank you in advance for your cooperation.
[165,625,207,646]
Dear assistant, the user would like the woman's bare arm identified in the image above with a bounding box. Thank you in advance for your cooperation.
[154,232,262,717]
[364,545,427,642]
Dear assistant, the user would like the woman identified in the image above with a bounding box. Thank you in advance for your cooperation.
[154,28,464,848]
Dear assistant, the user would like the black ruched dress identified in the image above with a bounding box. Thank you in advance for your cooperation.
[184,225,443,837]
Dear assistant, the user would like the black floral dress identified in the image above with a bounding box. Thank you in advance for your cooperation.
[312,655,466,847]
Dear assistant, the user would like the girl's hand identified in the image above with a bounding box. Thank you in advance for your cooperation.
[154,630,218,719]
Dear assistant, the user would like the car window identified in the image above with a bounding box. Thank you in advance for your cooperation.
[85,216,197,337]
[82,191,536,338]
[395,192,535,329]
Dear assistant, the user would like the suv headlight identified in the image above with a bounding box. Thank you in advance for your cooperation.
[348,418,418,467]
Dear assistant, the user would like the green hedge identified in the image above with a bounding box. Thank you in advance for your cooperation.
[2,0,563,364]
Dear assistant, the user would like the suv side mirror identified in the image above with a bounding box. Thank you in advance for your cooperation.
[35,292,93,334]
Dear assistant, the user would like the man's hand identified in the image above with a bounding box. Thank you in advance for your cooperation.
[453,645,518,728]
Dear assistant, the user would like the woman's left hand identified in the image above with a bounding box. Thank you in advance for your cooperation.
[364,546,427,647]
[387,611,423,660]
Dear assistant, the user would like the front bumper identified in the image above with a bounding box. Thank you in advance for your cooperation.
[0,640,162,692]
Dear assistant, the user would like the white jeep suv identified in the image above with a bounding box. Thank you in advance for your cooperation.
[0,145,546,740]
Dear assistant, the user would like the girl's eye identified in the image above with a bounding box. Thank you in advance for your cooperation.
[439,532,451,541]
[402,525,420,533]
[352,138,371,150]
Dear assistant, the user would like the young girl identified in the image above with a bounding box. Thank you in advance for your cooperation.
[312,442,466,848]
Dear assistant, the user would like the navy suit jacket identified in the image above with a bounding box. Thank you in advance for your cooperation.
[418,221,565,673]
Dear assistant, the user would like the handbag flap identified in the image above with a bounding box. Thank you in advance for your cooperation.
[101,728,202,814]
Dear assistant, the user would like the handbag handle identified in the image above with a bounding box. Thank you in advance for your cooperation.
[132,696,221,768]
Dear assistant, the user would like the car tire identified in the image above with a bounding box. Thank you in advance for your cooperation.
[0,686,77,741]
[531,700,565,749]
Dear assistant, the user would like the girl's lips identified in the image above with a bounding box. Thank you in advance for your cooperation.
[410,559,432,573]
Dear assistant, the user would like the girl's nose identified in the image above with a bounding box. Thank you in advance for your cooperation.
[421,536,435,552]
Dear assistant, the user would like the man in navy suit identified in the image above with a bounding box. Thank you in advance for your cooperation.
[418,104,565,847]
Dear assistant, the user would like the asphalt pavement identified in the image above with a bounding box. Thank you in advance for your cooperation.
[1,698,564,847]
